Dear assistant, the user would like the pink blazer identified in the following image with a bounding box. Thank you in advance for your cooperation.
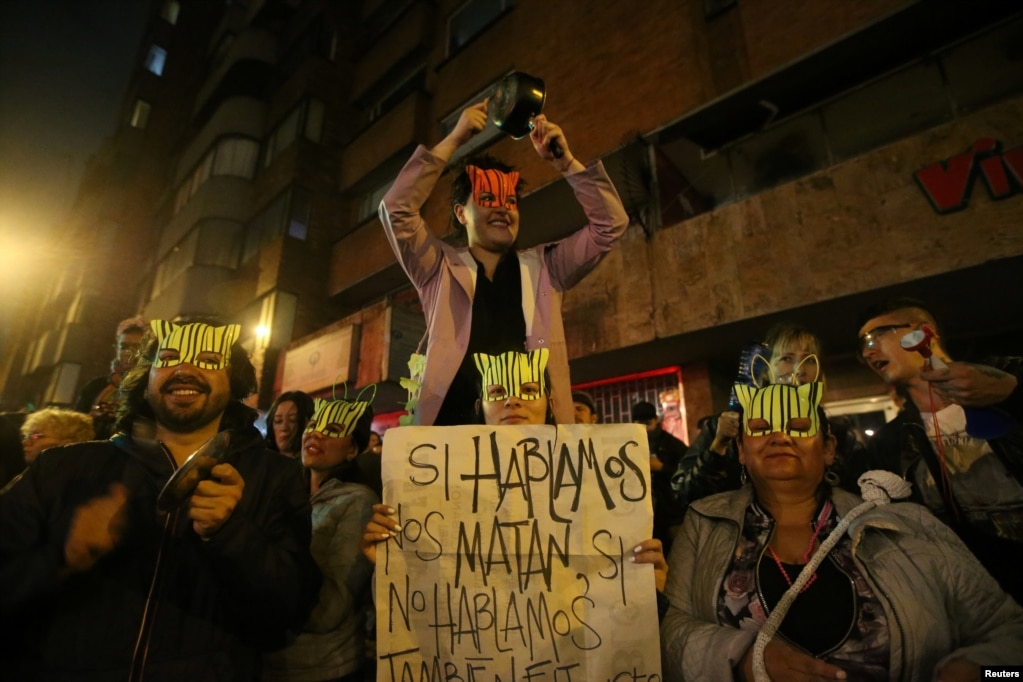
[379,145,629,425]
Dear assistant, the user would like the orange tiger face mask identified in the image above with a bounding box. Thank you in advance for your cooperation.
[466,165,519,210]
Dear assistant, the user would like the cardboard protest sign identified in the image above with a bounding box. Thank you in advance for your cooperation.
[375,424,662,681]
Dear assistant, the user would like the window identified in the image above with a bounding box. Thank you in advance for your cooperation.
[174,177,192,214]
[213,137,259,177]
[144,45,168,76]
[287,190,311,240]
[573,367,685,428]
[150,222,241,301]
[328,29,339,62]
[368,66,425,123]
[305,99,325,143]
[730,112,829,198]
[704,0,736,19]
[265,109,301,167]
[173,137,258,215]
[276,20,337,78]
[943,17,1023,115]
[448,0,515,55]
[130,100,151,129]
[263,99,326,169]
[243,188,312,262]
[823,63,950,164]
[359,181,393,223]
[65,290,83,326]
[210,33,235,68]
[653,14,1023,227]
[439,80,503,164]
[196,220,242,269]
[152,229,199,298]
[160,1,180,25]
[364,0,414,40]
[824,395,899,444]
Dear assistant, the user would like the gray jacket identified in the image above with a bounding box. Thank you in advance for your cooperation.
[660,486,1023,681]
[263,478,378,681]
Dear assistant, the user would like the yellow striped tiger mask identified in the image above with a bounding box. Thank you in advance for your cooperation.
[305,398,373,442]
[151,321,241,371]
[733,382,824,438]
[473,349,549,402]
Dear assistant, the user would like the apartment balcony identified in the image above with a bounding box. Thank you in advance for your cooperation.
[341,89,428,191]
[159,176,253,257]
[193,27,277,124]
[175,97,267,186]
[52,322,93,366]
[244,0,300,28]
[143,264,242,322]
[351,0,432,102]
[23,321,89,373]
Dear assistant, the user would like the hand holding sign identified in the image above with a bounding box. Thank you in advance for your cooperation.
[375,424,663,680]
[360,504,400,565]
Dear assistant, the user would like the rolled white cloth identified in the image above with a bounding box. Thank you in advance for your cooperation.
[857,470,912,504]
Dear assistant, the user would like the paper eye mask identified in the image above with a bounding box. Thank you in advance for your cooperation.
[747,353,821,387]
[466,165,519,210]
[734,382,823,437]
[306,398,370,439]
[151,321,240,370]
[474,349,549,402]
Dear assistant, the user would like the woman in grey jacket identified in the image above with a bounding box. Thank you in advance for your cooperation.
[661,381,1023,681]
[263,397,379,682]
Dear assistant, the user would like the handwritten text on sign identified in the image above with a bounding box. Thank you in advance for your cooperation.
[376,424,662,682]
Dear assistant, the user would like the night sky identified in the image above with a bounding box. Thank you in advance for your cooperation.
[0,0,150,333]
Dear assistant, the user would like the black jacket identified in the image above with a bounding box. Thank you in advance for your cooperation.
[648,425,688,531]
[863,356,1023,602]
[866,356,1023,518]
[0,421,321,681]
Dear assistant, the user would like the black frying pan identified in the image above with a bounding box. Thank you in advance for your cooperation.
[156,430,232,514]
[490,71,564,158]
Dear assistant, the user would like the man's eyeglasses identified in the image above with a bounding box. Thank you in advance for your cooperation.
[858,324,913,356]
[115,343,141,357]
[22,432,48,442]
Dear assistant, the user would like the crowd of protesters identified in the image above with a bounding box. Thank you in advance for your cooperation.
[1,100,1021,681]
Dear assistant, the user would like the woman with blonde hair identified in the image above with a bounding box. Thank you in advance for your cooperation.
[20,408,94,465]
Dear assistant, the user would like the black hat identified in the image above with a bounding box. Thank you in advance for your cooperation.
[631,401,657,422]
[572,390,597,414]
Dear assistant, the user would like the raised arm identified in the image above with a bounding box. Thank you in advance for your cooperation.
[540,136,630,290]
[671,414,742,506]
[379,101,490,291]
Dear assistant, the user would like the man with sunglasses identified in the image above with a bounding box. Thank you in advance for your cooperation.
[74,316,148,439]
[857,297,1023,603]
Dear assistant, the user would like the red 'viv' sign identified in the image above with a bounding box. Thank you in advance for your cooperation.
[914,138,1023,214]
